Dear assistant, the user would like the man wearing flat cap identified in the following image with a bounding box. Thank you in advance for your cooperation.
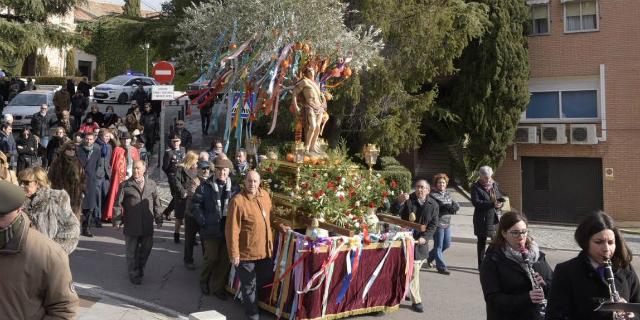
[162,134,186,221]
[192,157,240,299]
[0,181,78,318]
[183,160,211,270]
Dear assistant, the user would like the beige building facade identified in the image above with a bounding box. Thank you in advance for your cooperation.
[496,0,640,225]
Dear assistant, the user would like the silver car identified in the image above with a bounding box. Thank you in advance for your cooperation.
[2,90,56,129]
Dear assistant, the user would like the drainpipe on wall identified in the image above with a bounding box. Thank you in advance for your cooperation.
[598,63,607,142]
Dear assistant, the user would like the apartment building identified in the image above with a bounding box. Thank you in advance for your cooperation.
[497,0,640,225]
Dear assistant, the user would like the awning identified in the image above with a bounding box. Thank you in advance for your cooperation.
[527,0,549,4]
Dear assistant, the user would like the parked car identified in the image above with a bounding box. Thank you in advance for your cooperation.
[93,75,159,104]
[2,90,55,129]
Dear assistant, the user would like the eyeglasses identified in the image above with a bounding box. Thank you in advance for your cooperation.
[508,230,528,237]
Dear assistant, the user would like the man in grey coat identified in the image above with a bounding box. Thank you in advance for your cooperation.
[112,160,162,285]
[76,131,101,237]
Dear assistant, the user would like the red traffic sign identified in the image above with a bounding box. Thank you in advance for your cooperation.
[151,61,175,84]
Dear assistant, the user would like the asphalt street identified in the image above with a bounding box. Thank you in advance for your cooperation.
[72,220,640,320]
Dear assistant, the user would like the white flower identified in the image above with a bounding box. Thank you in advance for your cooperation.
[267,179,272,183]
[367,185,372,190]
[376,173,381,178]
[391,191,395,196]
[354,222,360,228]
[306,190,312,195]
[289,192,295,197]
[355,201,360,207]
[337,185,344,190]
[336,191,345,198]
[323,173,328,177]
[308,197,314,201]
[274,184,279,189]
[348,214,353,219]
[341,177,346,184]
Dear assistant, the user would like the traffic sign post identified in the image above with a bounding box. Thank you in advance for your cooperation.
[151,61,175,84]
[152,84,175,168]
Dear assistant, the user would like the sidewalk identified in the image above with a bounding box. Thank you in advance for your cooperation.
[448,188,640,253]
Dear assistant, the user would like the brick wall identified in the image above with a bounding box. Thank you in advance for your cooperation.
[496,0,640,225]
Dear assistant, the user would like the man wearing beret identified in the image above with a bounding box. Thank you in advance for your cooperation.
[0,181,78,318]
[162,134,186,222]
[192,157,240,299]
[113,160,162,285]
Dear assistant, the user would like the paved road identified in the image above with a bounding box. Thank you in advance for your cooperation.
[72,222,640,320]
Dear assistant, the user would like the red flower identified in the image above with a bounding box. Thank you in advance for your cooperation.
[327,181,336,190]
[369,202,376,208]
[339,195,345,202]
[336,176,342,182]
[390,180,398,189]
[348,188,355,198]
[314,190,325,199]
[382,191,389,198]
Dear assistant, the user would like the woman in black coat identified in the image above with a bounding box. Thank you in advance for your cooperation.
[16,128,40,172]
[480,211,553,320]
[545,211,640,320]
[171,151,199,244]
[472,165,504,268]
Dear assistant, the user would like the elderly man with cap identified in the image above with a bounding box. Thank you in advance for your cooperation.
[192,157,240,299]
[167,119,192,150]
[182,160,210,269]
[0,181,79,318]
[162,134,186,221]
[113,160,162,285]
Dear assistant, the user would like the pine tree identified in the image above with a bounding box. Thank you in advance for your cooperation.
[0,0,81,74]
[438,0,530,184]
[123,0,142,18]
[327,0,490,156]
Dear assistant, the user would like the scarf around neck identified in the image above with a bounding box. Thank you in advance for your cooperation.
[96,138,108,157]
[212,177,232,217]
[430,190,453,205]
[480,179,494,193]
[503,240,540,271]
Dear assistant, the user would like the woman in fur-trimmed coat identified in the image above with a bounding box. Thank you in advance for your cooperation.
[19,167,80,254]
[48,142,85,220]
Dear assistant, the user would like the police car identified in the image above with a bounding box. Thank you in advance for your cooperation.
[93,74,159,104]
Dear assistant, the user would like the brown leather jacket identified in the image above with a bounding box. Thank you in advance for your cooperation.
[0,213,78,319]
[225,188,273,261]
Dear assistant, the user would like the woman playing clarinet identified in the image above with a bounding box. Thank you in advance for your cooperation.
[546,211,640,320]
[480,211,553,320]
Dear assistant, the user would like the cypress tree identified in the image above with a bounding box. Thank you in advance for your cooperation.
[123,0,142,17]
[439,0,530,184]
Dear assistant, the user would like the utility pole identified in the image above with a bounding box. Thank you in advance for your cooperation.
[143,43,150,76]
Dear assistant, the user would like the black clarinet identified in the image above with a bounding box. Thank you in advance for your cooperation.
[520,247,546,319]
[603,258,625,320]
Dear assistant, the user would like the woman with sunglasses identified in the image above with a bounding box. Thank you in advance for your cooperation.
[480,211,553,320]
[545,211,639,320]
[18,166,80,254]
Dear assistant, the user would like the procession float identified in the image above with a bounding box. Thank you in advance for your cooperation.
[175,2,422,317]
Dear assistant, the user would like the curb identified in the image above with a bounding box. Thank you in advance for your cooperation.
[621,229,640,235]
[75,282,188,319]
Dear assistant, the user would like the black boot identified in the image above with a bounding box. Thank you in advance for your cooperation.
[81,218,93,237]
[174,232,180,244]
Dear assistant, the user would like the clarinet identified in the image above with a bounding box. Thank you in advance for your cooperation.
[604,258,626,320]
[520,246,547,319]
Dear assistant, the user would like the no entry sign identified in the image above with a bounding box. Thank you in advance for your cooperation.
[152,61,175,84]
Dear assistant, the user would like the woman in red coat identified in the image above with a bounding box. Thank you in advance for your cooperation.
[104,131,140,221]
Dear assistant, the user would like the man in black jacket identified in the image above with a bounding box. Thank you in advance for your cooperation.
[167,120,192,150]
[0,124,17,170]
[392,179,439,313]
[162,135,185,220]
[140,104,158,154]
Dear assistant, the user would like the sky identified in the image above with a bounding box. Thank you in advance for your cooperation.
[99,0,168,12]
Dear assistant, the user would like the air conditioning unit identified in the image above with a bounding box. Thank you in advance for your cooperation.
[515,126,538,144]
[570,124,598,144]
[540,124,568,144]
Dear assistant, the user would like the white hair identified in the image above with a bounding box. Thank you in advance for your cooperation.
[478,166,494,178]
[3,114,13,123]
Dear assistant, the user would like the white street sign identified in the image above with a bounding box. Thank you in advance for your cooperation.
[152,85,175,100]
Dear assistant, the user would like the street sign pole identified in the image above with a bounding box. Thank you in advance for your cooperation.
[158,100,165,168]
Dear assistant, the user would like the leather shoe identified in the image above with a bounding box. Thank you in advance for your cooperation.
[214,290,228,301]
[437,269,451,275]
[200,281,210,295]
[412,303,424,313]
[129,277,141,285]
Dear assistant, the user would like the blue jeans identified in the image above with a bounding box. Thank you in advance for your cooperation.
[428,226,452,270]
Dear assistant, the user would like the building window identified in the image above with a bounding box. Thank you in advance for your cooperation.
[525,90,598,120]
[565,0,598,32]
[530,4,550,35]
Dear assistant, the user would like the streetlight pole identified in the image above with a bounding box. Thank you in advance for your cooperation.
[144,43,150,76]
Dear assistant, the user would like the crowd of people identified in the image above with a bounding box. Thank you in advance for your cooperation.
[0,82,638,319]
